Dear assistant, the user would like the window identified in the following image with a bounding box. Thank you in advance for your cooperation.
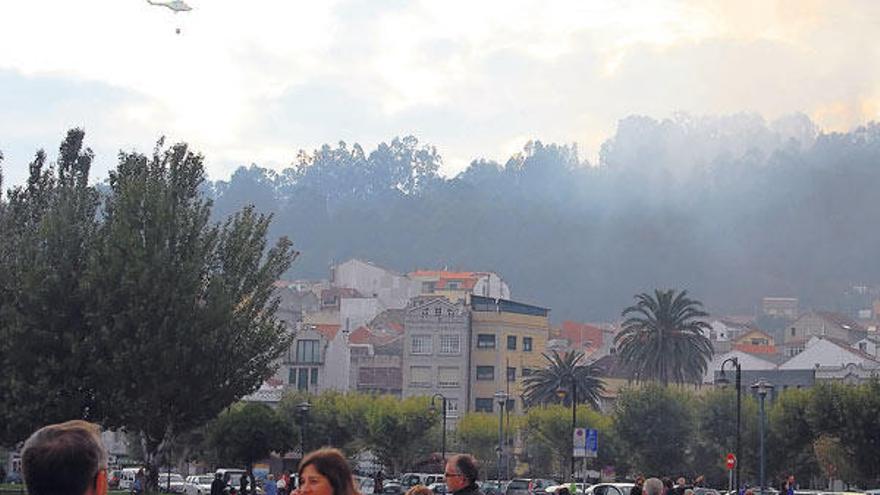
[523,337,533,351]
[476,366,494,381]
[421,307,430,316]
[507,335,517,350]
[507,367,516,382]
[410,366,432,387]
[440,334,461,354]
[296,339,321,363]
[438,367,460,388]
[505,398,515,413]
[791,327,796,336]
[477,334,496,349]
[447,309,455,316]
[445,398,459,417]
[475,398,494,413]
[522,368,534,377]
[310,368,318,385]
[411,335,432,355]
[435,307,443,316]
[297,368,309,391]
[288,367,296,384]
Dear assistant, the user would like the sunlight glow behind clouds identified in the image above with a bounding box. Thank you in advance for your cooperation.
[0,0,878,185]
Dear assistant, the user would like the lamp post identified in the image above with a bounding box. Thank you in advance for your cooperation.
[751,379,774,495]
[494,391,508,485]
[430,393,448,464]
[718,357,742,492]
[297,401,311,458]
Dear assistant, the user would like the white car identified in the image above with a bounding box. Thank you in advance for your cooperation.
[159,473,187,494]
[186,475,216,495]
[546,485,588,495]
[583,483,635,495]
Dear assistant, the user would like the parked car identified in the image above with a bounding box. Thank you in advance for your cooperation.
[582,483,635,495]
[693,489,721,495]
[546,485,588,495]
[4,471,23,484]
[382,483,405,495]
[401,474,445,488]
[186,475,217,495]
[159,473,187,494]
[480,481,506,495]
[118,467,144,490]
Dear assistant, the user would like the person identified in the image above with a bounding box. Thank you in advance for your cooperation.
[241,472,250,495]
[266,474,278,495]
[277,475,288,495]
[662,478,674,495]
[20,420,109,495]
[296,448,359,495]
[444,454,483,495]
[785,475,796,495]
[133,468,146,495]
[630,476,645,495]
[644,479,664,495]
[211,473,226,495]
[373,470,384,495]
[282,470,293,495]
[406,486,433,495]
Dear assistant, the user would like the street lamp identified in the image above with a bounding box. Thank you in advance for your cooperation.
[751,379,774,495]
[494,391,508,485]
[718,357,742,493]
[297,401,311,458]
[430,394,449,464]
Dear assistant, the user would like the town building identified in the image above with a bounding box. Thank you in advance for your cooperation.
[276,322,351,393]
[469,295,550,414]
[783,311,867,357]
[762,297,799,319]
[331,259,421,309]
[408,270,511,302]
[402,296,471,427]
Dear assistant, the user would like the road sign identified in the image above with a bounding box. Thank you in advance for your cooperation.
[586,429,598,458]
[726,453,736,470]
[573,428,586,458]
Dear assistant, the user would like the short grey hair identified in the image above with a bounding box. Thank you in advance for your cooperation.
[644,478,664,495]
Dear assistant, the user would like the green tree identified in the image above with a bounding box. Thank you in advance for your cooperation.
[692,389,759,486]
[0,129,102,445]
[364,395,438,474]
[612,384,694,475]
[208,402,294,490]
[87,139,297,488]
[277,391,371,455]
[522,351,605,409]
[615,289,713,385]
[456,413,511,479]
[766,388,817,486]
[521,405,620,479]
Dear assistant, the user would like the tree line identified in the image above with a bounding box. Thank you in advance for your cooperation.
[208,115,880,320]
[0,130,296,489]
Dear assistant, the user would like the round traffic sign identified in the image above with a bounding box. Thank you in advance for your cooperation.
[726,453,736,470]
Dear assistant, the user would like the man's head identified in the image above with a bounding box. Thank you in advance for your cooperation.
[643,478,664,495]
[22,420,108,495]
[445,455,478,493]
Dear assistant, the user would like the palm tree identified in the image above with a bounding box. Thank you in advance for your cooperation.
[615,288,713,385]
[522,350,605,409]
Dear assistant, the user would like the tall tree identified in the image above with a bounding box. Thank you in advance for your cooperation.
[0,129,102,445]
[615,289,713,385]
[87,139,297,488]
[522,351,605,409]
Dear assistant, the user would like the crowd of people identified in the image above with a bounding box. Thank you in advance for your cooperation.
[17,420,797,495]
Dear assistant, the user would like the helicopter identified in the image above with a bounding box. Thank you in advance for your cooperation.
[146,0,192,33]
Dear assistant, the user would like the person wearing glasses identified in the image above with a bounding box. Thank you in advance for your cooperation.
[444,455,484,495]
[21,420,109,495]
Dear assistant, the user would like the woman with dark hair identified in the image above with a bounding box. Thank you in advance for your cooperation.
[296,448,359,495]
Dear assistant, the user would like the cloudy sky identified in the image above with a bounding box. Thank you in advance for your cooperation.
[1,0,878,186]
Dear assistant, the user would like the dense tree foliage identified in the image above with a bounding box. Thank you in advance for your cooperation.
[522,351,605,409]
[615,289,713,385]
[0,132,297,489]
[204,116,880,320]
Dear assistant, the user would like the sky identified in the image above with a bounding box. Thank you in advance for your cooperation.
[1,0,879,187]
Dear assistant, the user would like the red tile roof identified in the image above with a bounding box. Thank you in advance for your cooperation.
[734,343,778,355]
[560,321,604,350]
[349,326,372,345]
[313,323,341,340]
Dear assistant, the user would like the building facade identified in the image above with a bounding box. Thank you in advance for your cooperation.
[469,295,550,414]
[402,296,471,427]
[277,323,351,393]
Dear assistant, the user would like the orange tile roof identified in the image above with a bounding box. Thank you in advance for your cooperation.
[734,343,778,355]
[313,323,341,340]
[349,326,372,345]
[409,270,481,279]
[560,321,604,349]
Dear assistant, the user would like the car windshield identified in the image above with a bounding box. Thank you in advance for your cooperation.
[161,474,185,482]
[198,476,214,484]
